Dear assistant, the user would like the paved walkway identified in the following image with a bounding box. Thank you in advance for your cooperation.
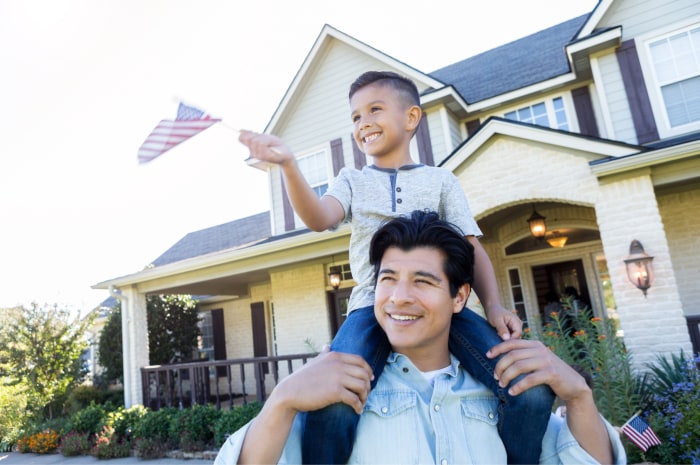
[0,452,214,464]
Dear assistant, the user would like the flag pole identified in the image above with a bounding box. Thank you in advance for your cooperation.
[621,410,642,429]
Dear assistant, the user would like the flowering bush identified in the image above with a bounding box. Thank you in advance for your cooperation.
[59,431,91,456]
[16,429,60,454]
[91,424,132,459]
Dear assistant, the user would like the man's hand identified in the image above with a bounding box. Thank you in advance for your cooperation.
[238,130,293,166]
[273,346,374,415]
[485,304,523,341]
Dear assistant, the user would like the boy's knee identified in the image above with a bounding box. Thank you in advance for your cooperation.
[510,382,555,411]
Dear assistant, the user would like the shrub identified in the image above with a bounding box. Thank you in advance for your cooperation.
[59,431,91,456]
[174,404,221,452]
[0,383,29,452]
[214,402,263,447]
[104,405,148,441]
[69,401,110,435]
[63,385,107,415]
[132,407,178,458]
[91,425,131,459]
[17,429,60,454]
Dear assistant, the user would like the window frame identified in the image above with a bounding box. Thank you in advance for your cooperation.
[502,94,575,132]
[638,19,700,138]
[296,144,332,198]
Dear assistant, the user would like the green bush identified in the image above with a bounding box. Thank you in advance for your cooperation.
[132,407,178,457]
[59,431,91,456]
[68,401,110,435]
[0,383,29,451]
[214,402,262,447]
[104,405,148,441]
[91,425,132,459]
[174,404,221,452]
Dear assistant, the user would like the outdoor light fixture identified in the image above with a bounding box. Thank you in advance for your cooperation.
[546,230,568,248]
[527,207,547,239]
[328,267,342,290]
[624,240,654,297]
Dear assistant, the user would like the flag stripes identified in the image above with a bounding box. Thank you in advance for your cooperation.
[621,414,661,452]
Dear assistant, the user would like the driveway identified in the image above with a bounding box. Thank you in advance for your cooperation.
[0,452,214,464]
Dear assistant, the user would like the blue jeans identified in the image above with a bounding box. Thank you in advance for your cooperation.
[301,305,555,464]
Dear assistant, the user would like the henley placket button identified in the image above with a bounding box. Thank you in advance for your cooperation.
[396,187,402,192]
[397,198,402,204]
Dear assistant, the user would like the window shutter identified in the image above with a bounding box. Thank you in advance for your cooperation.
[615,40,659,144]
[351,134,367,169]
[250,302,269,374]
[416,115,434,166]
[571,86,600,137]
[330,137,344,176]
[211,309,227,377]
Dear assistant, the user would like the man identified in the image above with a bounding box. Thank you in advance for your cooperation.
[215,210,625,464]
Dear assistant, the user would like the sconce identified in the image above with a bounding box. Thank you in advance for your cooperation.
[545,230,568,248]
[624,240,654,297]
[328,267,342,290]
[527,207,546,239]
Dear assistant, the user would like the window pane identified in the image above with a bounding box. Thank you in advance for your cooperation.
[504,110,517,121]
[518,107,533,122]
[298,151,329,189]
[662,76,700,126]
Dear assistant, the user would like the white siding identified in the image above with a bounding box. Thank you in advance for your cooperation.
[593,53,637,143]
[599,0,699,39]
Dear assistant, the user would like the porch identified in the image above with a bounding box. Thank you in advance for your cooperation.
[141,353,316,410]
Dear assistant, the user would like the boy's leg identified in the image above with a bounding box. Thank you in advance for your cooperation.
[449,307,555,465]
[302,305,390,464]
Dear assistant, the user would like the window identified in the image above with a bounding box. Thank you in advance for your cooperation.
[504,97,569,130]
[508,268,528,328]
[298,148,330,197]
[648,25,700,128]
[197,311,214,361]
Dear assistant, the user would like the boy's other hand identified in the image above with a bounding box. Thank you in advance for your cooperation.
[239,130,293,166]
[486,304,523,340]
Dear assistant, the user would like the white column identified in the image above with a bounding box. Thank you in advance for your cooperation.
[120,286,149,407]
[595,170,692,367]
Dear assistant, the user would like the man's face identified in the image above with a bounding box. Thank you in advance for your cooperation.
[374,246,468,371]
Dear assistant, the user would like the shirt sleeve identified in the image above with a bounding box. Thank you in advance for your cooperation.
[538,414,627,464]
[322,167,352,225]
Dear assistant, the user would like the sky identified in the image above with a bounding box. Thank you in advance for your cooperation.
[0,0,599,314]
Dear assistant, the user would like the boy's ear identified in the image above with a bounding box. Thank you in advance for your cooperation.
[406,105,422,131]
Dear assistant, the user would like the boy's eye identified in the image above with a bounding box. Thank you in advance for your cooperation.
[370,106,382,113]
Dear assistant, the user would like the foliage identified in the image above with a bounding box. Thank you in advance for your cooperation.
[97,305,124,384]
[16,429,60,454]
[91,425,132,459]
[530,300,642,426]
[68,401,111,436]
[104,405,148,441]
[147,295,201,365]
[131,407,179,457]
[0,382,29,451]
[63,385,109,415]
[1,303,94,419]
[628,353,700,464]
[214,402,263,447]
[174,403,221,452]
[59,431,91,456]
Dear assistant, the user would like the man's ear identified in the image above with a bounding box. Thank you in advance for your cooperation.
[406,105,422,131]
[453,284,470,314]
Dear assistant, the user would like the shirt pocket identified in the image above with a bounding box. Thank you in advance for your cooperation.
[459,396,504,456]
[460,396,499,426]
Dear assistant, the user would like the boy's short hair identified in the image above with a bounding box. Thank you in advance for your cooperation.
[369,210,474,297]
[349,71,420,108]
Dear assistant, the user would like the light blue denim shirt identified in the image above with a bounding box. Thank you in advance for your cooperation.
[215,353,626,465]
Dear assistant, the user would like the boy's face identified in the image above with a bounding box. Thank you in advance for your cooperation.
[350,82,421,162]
[374,246,468,371]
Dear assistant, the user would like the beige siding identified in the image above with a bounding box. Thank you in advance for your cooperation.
[658,187,700,316]
[592,53,637,143]
[599,0,699,38]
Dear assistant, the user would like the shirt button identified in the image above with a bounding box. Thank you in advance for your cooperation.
[488,412,495,420]
[402,367,409,373]
[441,459,448,465]
[397,198,402,204]
[396,187,402,192]
[434,404,440,412]
[381,407,388,414]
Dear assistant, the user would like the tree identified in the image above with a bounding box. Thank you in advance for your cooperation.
[1,303,94,419]
[98,295,201,384]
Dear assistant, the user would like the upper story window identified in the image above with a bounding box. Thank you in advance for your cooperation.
[297,147,330,197]
[504,97,569,130]
[648,25,700,128]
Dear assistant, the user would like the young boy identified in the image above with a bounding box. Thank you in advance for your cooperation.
[239,71,554,464]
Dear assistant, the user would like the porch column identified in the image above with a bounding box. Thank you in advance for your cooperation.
[595,170,692,368]
[120,286,149,407]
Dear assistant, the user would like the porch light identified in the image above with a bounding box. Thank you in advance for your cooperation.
[546,230,568,248]
[328,268,342,290]
[527,207,547,239]
[624,240,654,297]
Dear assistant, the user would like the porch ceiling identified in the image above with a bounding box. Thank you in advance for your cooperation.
[143,268,271,298]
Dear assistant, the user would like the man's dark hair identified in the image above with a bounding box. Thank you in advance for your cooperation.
[369,210,474,297]
[349,71,420,107]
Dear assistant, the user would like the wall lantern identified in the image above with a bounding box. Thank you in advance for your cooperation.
[328,267,342,290]
[527,207,547,239]
[624,240,654,297]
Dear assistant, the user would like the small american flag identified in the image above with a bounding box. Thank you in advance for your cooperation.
[137,102,221,164]
[621,413,661,452]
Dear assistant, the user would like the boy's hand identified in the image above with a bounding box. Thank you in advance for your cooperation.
[239,130,293,166]
[485,304,523,340]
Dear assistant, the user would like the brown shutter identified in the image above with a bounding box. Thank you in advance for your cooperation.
[330,137,344,176]
[615,39,659,144]
[466,119,481,137]
[416,115,434,166]
[571,86,600,137]
[211,309,227,377]
[351,134,366,169]
[250,302,268,374]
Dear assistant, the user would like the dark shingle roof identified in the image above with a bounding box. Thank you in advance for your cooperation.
[429,14,588,103]
[151,212,271,266]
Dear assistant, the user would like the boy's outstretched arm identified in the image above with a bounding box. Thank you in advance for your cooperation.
[467,236,523,340]
[239,130,345,231]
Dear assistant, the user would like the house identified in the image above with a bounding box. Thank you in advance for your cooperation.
[94,0,700,408]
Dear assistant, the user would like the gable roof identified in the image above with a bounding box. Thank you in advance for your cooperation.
[429,14,589,104]
[151,212,271,266]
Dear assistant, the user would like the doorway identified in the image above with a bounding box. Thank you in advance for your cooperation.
[531,260,591,323]
[327,287,352,338]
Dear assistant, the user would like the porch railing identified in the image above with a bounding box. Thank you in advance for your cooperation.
[141,353,316,410]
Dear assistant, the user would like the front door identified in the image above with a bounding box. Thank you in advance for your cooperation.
[532,260,591,323]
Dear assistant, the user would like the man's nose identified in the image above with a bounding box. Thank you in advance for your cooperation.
[390,281,413,304]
